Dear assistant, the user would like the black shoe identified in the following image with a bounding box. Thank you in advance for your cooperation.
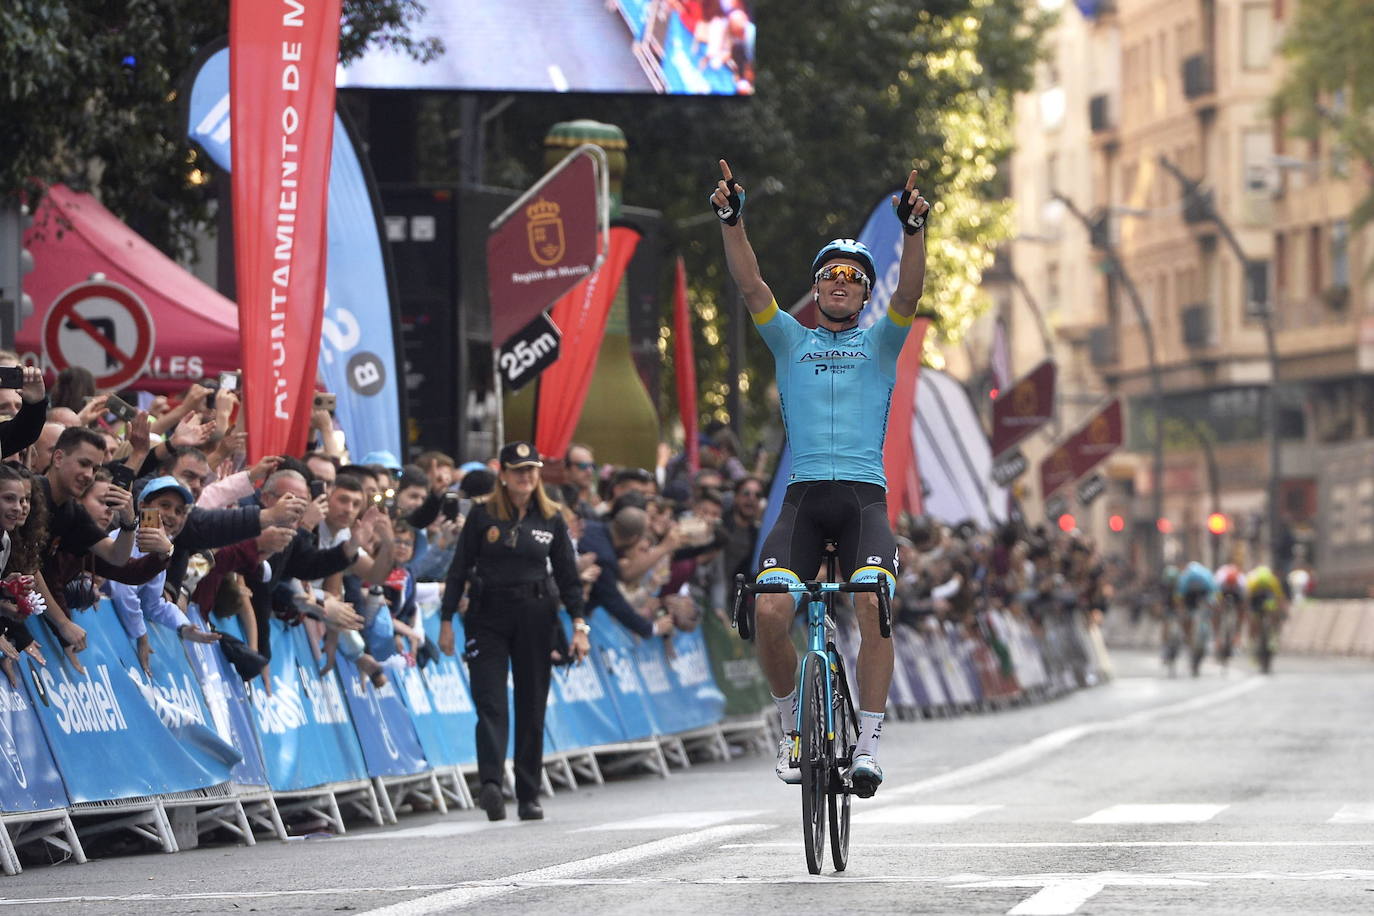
[478,782,506,821]
[517,800,544,821]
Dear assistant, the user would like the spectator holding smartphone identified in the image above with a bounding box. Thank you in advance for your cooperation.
[0,353,48,459]
[36,427,140,655]
[104,477,221,676]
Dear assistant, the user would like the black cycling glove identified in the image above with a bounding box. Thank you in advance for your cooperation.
[893,189,929,235]
[711,178,746,226]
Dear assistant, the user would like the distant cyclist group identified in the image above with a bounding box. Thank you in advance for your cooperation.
[1160,559,1304,676]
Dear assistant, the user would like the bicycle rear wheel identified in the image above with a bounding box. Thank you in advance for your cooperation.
[800,655,827,875]
[828,650,857,872]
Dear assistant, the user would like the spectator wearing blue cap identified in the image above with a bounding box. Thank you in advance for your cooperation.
[105,475,221,676]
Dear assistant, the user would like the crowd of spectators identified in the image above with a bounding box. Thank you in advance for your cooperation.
[0,356,777,695]
[889,513,1115,684]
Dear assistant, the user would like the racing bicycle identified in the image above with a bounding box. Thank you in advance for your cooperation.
[733,542,892,875]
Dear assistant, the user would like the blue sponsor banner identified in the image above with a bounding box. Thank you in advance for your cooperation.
[667,627,727,728]
[247,620,368,791]
[183,604,271,787]
[402,604,478,767]
[545,617,624,751]
[588,609,660,740]
[855,191,908,329]
[23,605,232,802]
[333,653,429,779]
[632,626,697,736]
[125,616,243,773]
[186,46,403,460]
[0,668,67,813]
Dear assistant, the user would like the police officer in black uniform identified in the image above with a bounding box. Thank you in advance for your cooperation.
[438,441,590,822]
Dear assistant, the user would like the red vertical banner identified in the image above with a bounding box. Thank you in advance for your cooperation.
[534,226,641,460]
[672,257,699,475]
[882,317,933,524]
[231,0,342,460]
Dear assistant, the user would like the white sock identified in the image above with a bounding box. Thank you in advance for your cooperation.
[856,710,885,759]
[772,689,798,735]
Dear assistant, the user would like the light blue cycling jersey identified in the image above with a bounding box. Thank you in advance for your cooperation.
[1175,560,1218,599]
[753,299,912,488]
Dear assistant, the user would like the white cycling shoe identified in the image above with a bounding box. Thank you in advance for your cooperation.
[775,735,801,785]
[849,753,883,798]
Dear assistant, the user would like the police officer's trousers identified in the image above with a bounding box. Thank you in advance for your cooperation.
[464,582,557,804]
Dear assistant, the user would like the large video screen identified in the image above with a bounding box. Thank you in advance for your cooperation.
[339,0,756,96]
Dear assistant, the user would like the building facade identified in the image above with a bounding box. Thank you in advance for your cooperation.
[989,0,1373,591]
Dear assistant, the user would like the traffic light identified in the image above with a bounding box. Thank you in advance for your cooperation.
[1057,513,1076,532]
[1206,512,1228,535]
[1108,514,1125,532]
[1157,517,1173,534]
[0,202,35,351]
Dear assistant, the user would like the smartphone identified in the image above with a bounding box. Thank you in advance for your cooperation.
[218,371,239,393]
[105,394,138,422]
[441,492,460,521]
[0,366,23,389]
[139,507,162,529]
[107,463,135,491]
[308,478,326,500]
[314,392,337,412]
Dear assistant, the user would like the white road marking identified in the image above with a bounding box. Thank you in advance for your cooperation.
[1074,804,1229,825]
[0,886,456,907]
[1328,803,1374,823]
[886,678,1263,799]
[574,810,766,832]
[853,804,1003,824]
[6,869,1369,907]
[356,824,770,915]
[334,821,520,841]
[721,840,1374,849]
[955,876,1206,915]
[547,65,569,92]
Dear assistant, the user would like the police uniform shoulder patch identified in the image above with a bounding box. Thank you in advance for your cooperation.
[486,525,501,543]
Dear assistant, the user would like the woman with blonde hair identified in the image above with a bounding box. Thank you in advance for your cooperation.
[437,441,590,822]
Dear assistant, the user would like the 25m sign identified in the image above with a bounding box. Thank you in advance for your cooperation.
[498,312,562,391]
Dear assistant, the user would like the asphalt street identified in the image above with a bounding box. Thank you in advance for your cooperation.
[3,649,1371,915]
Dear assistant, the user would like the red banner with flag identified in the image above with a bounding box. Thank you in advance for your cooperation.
[1039,398,1122,497]
[534,226,642,460]
[990,359,1057,457]
[230,0,341,460]
[672,257,699,475]
[883,317,933,524]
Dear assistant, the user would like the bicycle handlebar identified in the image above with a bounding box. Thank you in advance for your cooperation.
[732,575,892,639]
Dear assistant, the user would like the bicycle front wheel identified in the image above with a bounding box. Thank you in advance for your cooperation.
[828,650,857,872]
[800,655,827,875]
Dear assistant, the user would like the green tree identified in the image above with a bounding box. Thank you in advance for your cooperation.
[0,0,437,255]
[472,0,1050,447]
[1274,0,1374,227]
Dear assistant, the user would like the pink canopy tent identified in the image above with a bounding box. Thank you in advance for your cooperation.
[18,184,240,395]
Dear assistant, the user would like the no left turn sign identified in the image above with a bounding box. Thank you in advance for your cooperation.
[42,279,156,390]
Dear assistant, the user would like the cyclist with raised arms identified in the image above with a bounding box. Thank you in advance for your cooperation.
[711,158,929,797]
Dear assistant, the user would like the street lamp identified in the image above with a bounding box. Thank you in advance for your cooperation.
[1052,191,1166,574]
[1157,154,1284,571]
